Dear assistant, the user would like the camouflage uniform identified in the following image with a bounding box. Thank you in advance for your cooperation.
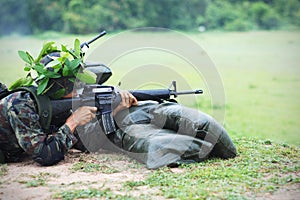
[0,90,237,168]
[113,101,237,169]
[78,101,237,169]
[0,91,77,164]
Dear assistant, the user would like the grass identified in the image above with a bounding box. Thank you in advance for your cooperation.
[1,31,298,145]
[53,137,300,200]
[0,31,299,199]
[0,164,8,177]
[53,188,136,200]
[71,161,119,173]
[124,138,300,199]
[195,31,300,145]
[17,172,53,187]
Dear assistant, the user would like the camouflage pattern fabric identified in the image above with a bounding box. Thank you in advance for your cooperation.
[77,101,237,169]
[0,91,78,164]
[0,90,237,168]
[113,101,237,169]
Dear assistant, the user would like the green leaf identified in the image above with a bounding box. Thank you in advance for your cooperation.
[37,78,49,95]
[35,74,45,82]
[13,38,89,96]
[74,38,81,58]
[69,59,81,71]
[68,77,75,83]
[26,52,34,64]
[58,52,70,64]
[44,70,61,78]
[76,69,97,84]
[9,78,23,90]
[49,88,66,99]
[42,82,54,94]
[35,62,61,79]
[62,65,71,77]
[67,49,78,59]
[64,58,71,67]
[63,58,81,77]
[23,76,33,86]
[61,44,68,52]
[33,63,46,74]
[18,51,32,64]
[46,59,61,69]
[24,64,31,71]
[8,76,33,90]
[53,67,61,73]
[35,41,55,62]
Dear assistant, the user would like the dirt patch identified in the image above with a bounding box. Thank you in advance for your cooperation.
[255,184,300,200]
[0,150,153,200]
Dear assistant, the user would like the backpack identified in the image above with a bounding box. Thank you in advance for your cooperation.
[0,82,52,133]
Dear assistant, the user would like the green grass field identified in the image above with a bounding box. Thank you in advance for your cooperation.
[199,31,300,146]
[0,30,300,200]
[1,31,299,146]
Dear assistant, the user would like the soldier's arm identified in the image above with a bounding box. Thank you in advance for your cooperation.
[112,90,138,116]
[65,106,97,133]
[7,92,78,165]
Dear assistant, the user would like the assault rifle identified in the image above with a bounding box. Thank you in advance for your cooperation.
[50,32,203,135]
[51,81,203,135]
[130,81,203,103]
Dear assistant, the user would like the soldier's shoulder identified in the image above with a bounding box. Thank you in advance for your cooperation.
[2,91,35,111]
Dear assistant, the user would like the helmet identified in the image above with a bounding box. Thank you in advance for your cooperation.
[40,52,77,99]
[10,39,97,99]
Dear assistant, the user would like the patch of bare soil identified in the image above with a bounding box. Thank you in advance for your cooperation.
[255,184,300,200]
[0,150,154,200]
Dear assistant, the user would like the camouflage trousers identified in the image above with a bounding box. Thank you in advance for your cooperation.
[112,101,237,169]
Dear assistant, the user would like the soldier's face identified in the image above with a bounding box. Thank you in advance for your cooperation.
[63,90,78,98]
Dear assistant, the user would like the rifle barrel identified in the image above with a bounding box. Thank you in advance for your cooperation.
[171,89,203,96]
[87,31,107,45]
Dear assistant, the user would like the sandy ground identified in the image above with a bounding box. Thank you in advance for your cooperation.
[0,150,299,200]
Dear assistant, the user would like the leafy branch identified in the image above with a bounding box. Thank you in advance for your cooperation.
[9,39,97,96]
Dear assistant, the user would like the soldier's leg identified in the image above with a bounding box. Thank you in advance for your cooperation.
[151,102,237,159]
[116,123,213,169]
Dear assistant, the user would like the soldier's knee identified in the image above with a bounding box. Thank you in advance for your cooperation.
[196,115,237,159]
[208,121,237,159]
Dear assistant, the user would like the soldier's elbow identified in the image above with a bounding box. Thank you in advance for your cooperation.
[32,137,65,166]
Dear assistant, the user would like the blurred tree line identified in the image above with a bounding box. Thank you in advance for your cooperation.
[0,0,299,35]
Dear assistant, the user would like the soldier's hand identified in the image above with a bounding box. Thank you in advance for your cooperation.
[113,90,138,116]
[65,106,97,133]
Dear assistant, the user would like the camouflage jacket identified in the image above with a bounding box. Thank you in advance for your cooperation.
[0,91,78,164]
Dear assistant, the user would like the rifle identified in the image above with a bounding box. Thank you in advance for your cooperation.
[130,81,203,103]
[80,30,106,53]
[51,82,202,135]
[50,32,203,135]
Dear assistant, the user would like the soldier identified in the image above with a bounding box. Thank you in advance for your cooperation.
[0,48,137,165]
[0,81,94,164]
[0,41,237,168]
